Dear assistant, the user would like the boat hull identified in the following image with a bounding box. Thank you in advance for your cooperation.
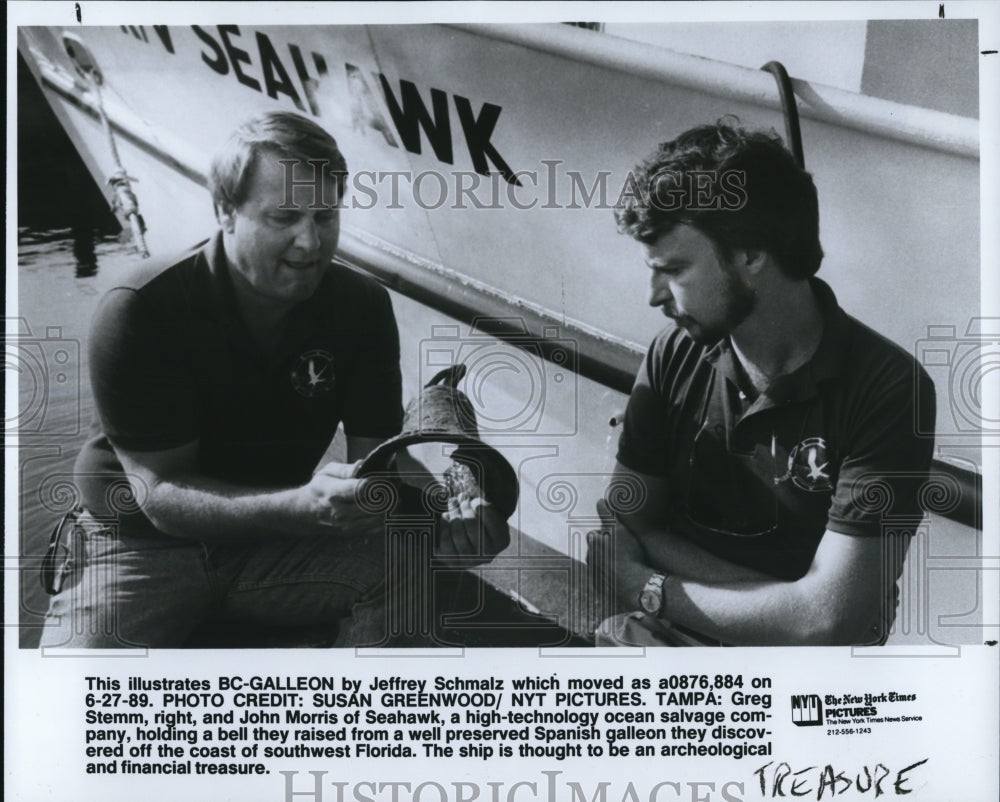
[17,22,985,644]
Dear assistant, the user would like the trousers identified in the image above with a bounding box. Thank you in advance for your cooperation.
[38,510,388,649]
[594,612,725,647]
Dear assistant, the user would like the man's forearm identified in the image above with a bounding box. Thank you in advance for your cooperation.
[613,515,876,645]
[602,535,819,643]
[137,475,327,541]
[621,513,773,583]
[660,574,863,646]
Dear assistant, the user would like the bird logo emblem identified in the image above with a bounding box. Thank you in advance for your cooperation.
[787,437,833,492]
[290,349,336,397]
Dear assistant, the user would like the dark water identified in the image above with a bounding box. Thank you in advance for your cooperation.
[16,53,120,234]
[14,54,135,647]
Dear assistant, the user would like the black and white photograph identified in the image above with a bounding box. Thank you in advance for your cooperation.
[6,1,999,800]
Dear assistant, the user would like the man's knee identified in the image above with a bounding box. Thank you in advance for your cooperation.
[38,535,215,649]
[595,611,675,647]
[40,596,195,649]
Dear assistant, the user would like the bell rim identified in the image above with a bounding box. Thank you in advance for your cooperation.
[357,432,519,518]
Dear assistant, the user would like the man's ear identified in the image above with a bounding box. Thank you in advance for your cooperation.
[216,202,237,234]
[740,248,767,277]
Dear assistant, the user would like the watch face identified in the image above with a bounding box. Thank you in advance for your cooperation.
[640,590,660,614]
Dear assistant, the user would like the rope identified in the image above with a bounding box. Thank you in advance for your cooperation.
[68,40,150,258]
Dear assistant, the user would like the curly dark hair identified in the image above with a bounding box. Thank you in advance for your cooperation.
[615,120,823,279]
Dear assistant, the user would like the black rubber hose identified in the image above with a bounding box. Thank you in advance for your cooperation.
[761,60,805,168]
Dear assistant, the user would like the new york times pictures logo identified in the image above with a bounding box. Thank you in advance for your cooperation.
[790,694,823,726]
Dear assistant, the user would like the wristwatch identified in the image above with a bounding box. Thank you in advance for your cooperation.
[639,573,666,615]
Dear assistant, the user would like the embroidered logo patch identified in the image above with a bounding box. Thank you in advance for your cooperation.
[787,437,833,492]
[290,350,335,397]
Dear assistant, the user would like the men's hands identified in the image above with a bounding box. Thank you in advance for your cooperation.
[434,493,510,567]
[305,460,385,538]
[586,522,650,611]
[306,458,511,561]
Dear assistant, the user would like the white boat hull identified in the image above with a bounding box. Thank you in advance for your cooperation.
[17,22,985,644]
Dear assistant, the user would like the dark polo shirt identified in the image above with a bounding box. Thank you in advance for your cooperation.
[75,232,403,533]
[618,279,935,582]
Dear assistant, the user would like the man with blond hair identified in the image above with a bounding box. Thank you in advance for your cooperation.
[41,111,504,648]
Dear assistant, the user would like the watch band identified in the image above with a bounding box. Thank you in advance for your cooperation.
[639,572,666,615]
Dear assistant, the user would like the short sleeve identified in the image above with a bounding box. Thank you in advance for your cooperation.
[339,284,404,439]
[827,363,936,536]
[616,332,674,475]
[88,288,199,451]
